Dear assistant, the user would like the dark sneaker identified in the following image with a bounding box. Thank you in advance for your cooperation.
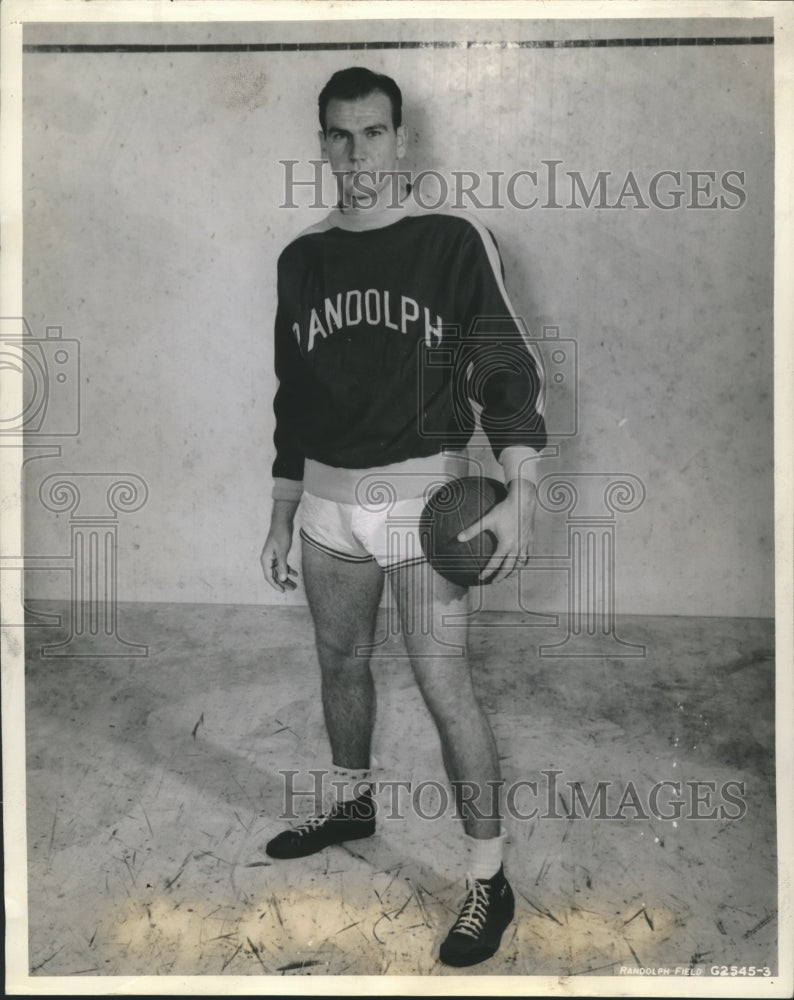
[439,865,515,967]
[264,789,376,860]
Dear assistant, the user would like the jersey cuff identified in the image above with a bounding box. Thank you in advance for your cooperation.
[272,477,304,502]
[500,446,543,486]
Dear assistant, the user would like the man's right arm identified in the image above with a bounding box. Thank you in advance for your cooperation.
[271,254,307,492]
[263,253,305,592]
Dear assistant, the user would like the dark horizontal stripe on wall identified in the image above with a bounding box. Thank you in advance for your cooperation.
[23,36,774,54]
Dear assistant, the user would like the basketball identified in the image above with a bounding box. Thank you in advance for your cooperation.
[419,476,508,586]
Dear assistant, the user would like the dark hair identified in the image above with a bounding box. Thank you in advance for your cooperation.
[318,67,402,133]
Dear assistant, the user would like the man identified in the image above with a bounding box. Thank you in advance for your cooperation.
[261,67,546,968]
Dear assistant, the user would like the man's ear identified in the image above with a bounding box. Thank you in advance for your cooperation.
[396,124,407,159]
[318,129,328,160]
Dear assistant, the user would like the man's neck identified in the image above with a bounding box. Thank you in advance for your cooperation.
[331,176,418,232]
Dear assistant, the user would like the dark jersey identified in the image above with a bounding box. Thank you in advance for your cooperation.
[272,203,546,488]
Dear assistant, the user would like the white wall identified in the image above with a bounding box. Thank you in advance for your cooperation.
[21,16,774,616]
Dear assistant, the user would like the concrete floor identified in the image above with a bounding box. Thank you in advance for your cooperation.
[23,601,777,983]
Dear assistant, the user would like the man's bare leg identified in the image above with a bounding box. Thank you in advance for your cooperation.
[390,558,515,966]
[265,543,383,859]
[301,543,384,770]
[389,561,501,838]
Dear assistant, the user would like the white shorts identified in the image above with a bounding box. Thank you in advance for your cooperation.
[298,452,471,572]
[299,492,429,572]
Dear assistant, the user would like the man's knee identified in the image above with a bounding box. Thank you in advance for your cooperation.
[419,676,483,729]
[315,630,371,670]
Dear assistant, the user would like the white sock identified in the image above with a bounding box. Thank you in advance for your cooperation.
[465,829,507,880]
[329,764,372,805]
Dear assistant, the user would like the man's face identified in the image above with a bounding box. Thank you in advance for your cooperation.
[320,90,407,207]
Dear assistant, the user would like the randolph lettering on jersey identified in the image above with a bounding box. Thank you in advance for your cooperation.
[293,289,445,352]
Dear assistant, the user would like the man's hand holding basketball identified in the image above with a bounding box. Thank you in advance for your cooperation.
[457,479,537,584]
[261,498,300,592]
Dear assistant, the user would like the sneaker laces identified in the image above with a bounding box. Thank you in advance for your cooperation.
[451,874,492,938]
[293,790,337,833]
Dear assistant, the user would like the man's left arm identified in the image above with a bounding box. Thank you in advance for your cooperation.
[454,222,547,581]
